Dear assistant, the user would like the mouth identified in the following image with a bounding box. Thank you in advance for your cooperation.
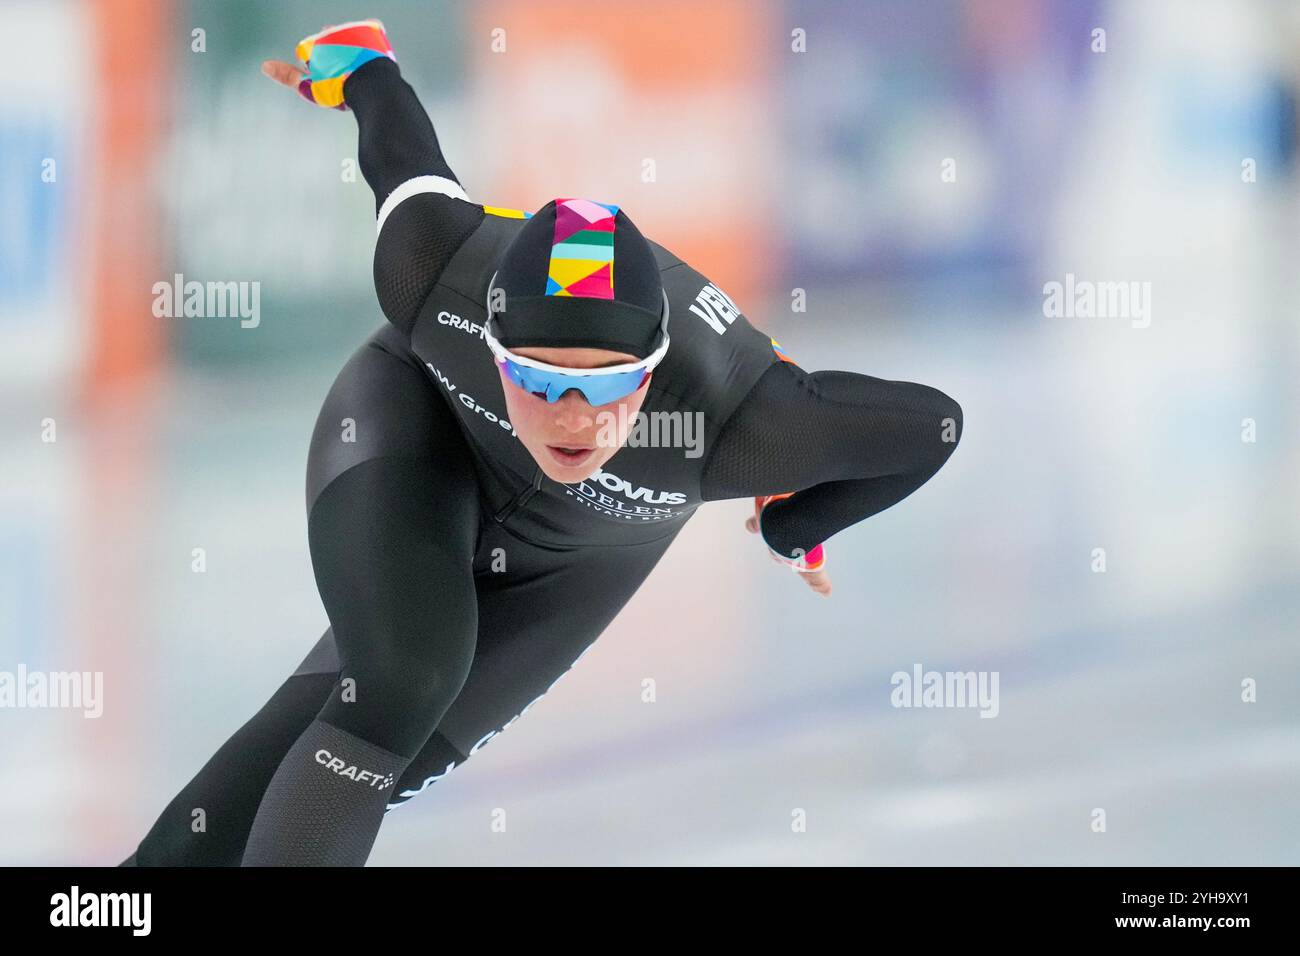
[546,445,595,468]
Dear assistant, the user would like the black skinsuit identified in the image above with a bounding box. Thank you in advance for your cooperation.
[126,58,961,867]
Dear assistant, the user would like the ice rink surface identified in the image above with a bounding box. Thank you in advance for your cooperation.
[4,293,1295,866]
[2,0,1298,867]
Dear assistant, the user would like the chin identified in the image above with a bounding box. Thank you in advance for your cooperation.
[538,459,602,485]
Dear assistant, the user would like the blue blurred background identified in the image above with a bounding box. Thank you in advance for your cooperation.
[2,0,1297,865]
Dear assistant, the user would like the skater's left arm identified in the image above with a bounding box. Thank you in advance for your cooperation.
[701,358,963,595]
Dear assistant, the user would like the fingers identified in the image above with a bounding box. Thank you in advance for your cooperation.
[746,496,827,595]
[804,571,832,598]
[261,59,306,90]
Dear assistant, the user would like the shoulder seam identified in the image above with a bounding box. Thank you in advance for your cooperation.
[376,175,474,235]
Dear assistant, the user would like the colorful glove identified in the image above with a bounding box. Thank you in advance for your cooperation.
[756,493,827,574]
[295,19,396,111]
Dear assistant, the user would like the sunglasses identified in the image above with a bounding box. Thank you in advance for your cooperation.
[483,286,671,406]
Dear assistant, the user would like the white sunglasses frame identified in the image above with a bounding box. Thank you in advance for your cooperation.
[483,271,672,379]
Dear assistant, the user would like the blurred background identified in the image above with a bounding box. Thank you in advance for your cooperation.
[2,0,1298,865]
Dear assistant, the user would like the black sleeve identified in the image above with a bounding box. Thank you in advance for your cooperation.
[344,56,459,212]
[700,359,962,559]
[342,57,485,335]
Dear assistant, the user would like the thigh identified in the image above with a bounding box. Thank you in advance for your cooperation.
[390,526,679,804]
[449,527,679,752]
[305,324,484,757]
[306,323,470,514]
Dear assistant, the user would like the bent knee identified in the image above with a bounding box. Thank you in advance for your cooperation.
[323,649,475,757]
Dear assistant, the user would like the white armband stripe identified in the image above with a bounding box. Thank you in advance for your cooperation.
[376,175,471,235]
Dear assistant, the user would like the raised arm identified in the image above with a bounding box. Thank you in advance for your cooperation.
[265,20,484,334]
[344,56,485,334]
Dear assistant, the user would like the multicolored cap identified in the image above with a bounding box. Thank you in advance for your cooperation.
[544,198,620,298]
[489,198,666,358]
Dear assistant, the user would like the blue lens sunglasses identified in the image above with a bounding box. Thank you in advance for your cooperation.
[483,275,671,406]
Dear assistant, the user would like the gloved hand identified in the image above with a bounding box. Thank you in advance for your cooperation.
[744,494,831,597]
[261,19,396,111]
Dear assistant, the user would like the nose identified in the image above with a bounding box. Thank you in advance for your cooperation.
[552,390,594,434]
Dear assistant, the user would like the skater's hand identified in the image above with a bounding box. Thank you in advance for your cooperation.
[745,497,832,598]
[261,19,396,110]
[261,58,308,97]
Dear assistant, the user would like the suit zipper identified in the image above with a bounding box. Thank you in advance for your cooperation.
[493,466,544,524]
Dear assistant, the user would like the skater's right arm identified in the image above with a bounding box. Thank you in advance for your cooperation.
[263,22,484,335]
[344,57,484,334]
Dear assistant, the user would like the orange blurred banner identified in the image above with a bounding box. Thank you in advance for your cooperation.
[469,0,776,310]
[85,0,170,397]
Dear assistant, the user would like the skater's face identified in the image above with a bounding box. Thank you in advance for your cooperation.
[498,347,652,484]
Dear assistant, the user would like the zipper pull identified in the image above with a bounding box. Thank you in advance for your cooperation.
[518,466,544,507]
[492,467,545,524]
